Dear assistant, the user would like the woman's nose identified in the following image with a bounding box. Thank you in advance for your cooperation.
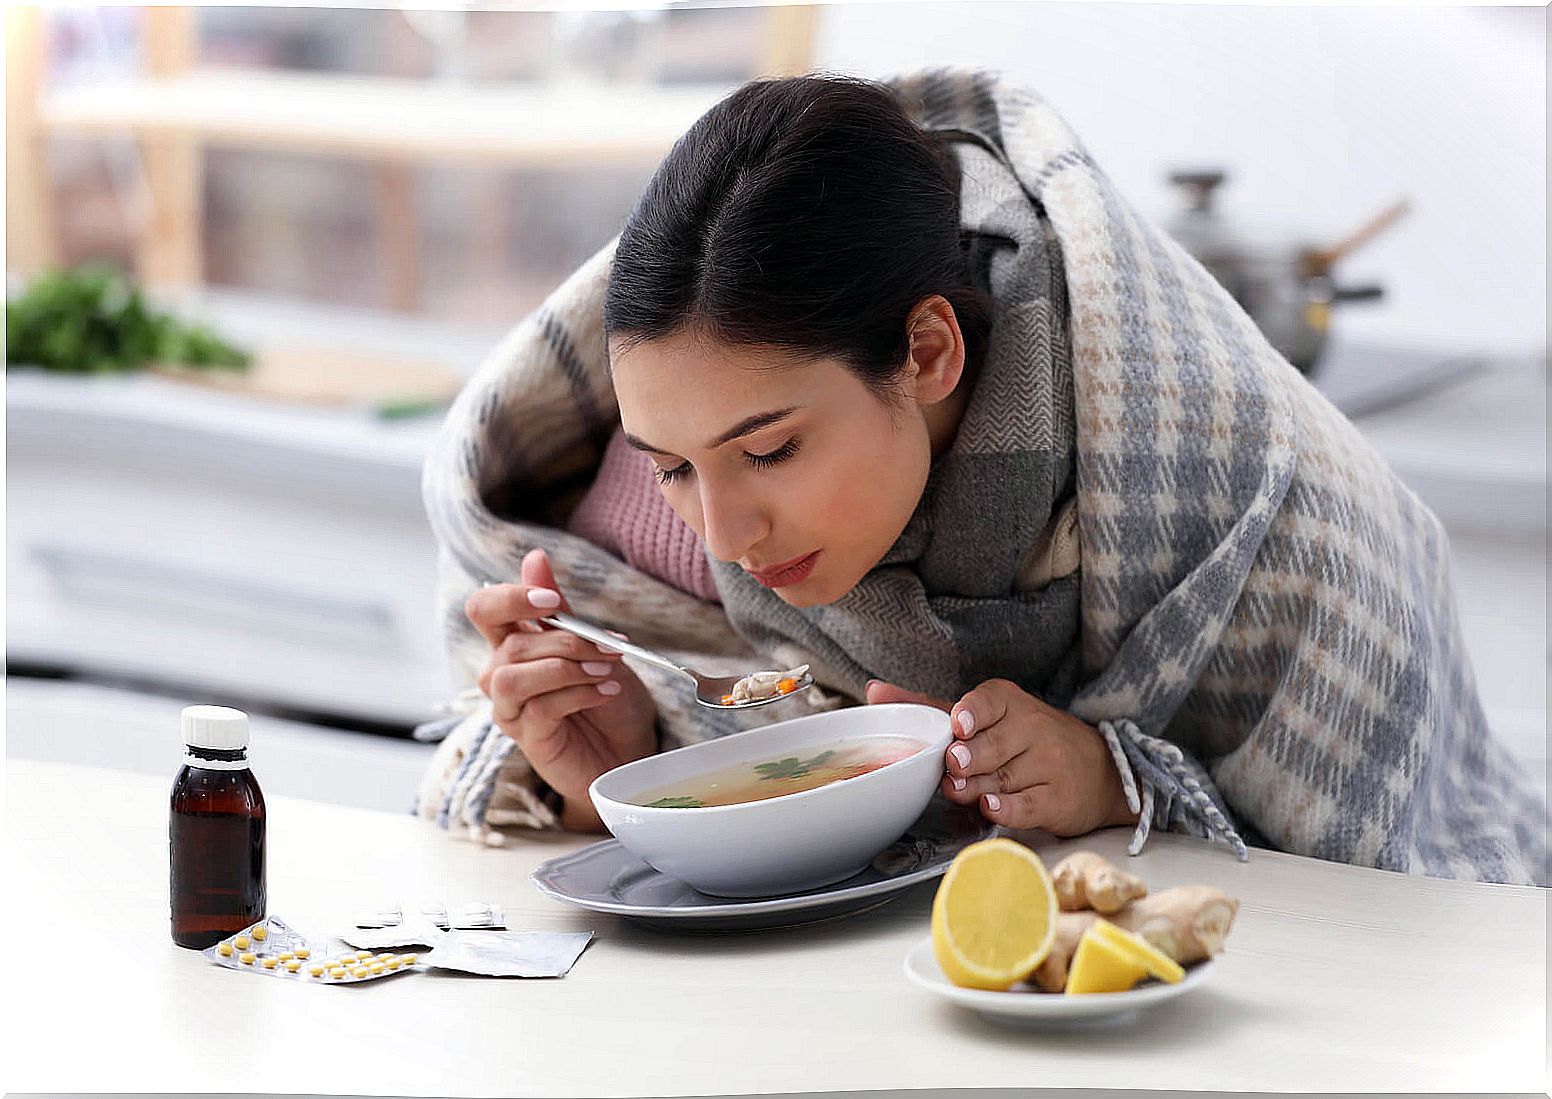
[698,483,770,565]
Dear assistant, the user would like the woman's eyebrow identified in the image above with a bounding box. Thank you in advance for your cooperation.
[623,406,801,456]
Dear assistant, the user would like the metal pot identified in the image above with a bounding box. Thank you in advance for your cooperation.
[1163,170,1403,374]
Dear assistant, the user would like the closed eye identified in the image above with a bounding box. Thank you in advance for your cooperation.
[745,438,800,469]
[653,461,692,486]
[652,438,800,486]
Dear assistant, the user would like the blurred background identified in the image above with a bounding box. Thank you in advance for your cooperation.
[6,4,1546,813]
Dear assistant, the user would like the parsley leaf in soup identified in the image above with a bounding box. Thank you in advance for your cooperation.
[754,750,836,781]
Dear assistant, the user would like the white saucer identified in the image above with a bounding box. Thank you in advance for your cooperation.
[903,938,1216,1028]
[531,798,995,933]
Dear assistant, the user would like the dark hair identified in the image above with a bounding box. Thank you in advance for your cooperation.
[604,75,992,395]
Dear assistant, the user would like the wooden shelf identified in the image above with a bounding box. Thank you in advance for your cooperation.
[10,5,816,291]
[40,70,734,166]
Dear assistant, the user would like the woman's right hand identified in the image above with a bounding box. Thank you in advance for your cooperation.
[465,548,658,831]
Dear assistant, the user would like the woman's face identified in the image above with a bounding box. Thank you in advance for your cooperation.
[609,329,937,608]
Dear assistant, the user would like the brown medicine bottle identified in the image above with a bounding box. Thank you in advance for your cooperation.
[170,705,266,949]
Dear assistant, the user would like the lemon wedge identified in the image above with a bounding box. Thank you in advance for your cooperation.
[1089,918,1186,984]
[1065,925,1148,994]
[931,837,1057,991]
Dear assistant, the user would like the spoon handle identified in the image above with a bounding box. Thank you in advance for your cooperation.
[539,612,690,681]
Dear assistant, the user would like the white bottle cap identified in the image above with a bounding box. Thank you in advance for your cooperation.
[181,705,250,752]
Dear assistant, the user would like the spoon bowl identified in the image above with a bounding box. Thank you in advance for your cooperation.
[539,611,816,710]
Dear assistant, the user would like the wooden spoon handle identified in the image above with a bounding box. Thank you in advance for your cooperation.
[1302,198,1411,274]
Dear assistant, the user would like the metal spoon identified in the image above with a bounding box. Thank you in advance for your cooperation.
[538,610,815,710]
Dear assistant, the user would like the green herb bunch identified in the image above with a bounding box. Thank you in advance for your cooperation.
[6,265,252,374]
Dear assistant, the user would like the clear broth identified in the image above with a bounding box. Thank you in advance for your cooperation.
[633,735,926,809]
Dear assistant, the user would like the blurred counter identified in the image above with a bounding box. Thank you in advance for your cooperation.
[6,368,452,725]
[1314,341,1547,533]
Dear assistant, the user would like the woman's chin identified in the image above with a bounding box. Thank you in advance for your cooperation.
[771,566,850,608]
[771,582,820,608]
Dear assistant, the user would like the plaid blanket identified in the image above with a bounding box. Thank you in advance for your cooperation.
[416,69,1545,885]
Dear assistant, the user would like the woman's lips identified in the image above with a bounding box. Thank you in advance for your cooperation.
[748,550,821,588]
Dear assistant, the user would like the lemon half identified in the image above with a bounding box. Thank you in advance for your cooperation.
[930,837,1057,991]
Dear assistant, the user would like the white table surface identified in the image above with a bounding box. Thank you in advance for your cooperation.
[4,759,1546,1096]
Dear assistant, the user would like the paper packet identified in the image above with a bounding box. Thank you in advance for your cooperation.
[422,931,593,978]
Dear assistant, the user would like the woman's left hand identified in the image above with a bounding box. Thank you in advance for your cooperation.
[865,679,1139,836]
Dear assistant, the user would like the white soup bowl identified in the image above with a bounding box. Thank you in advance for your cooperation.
[589,703,952,897]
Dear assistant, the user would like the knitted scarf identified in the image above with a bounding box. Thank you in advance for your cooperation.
[416,69,1546,886]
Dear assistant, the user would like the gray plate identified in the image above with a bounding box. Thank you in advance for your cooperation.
[530,798,996,933]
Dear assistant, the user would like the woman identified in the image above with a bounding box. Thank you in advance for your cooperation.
[419,71,1544,885]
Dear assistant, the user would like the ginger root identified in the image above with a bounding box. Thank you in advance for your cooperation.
[1052,851,1147,913]
[1030,910,1099,992]
[1029,882,1240,993]
[1113,884,1239,963]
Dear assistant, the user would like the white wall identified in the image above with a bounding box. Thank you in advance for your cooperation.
[816,4,1547,358]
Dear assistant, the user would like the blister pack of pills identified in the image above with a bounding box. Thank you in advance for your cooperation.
[354,901,505,930]
[202,917,421,985]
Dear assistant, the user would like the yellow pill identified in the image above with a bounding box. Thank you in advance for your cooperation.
[375,953,393,961]
[261,957,279,969]
[386,958,402,970]
[285,960,301,973]
[234,935,250,950]
[369,963,385,975]
[309,965,325,977]
[328,967,346,978]
[240,953,256,965]
[251,926,268,942]
[351,967,370,979]
[294,948,310,960]
[340,955,358,965]
[278,951,294,962]
[402,954,418,965]
[217,942,234,957]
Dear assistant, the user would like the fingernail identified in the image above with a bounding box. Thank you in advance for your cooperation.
[595,643,622,656]
[984,793,1001,812]
[527,588,561,609]
[581,661,611,676]
[866,679,879,690]
[597,679,622,696]
[951,775,967,792]
[956,710,975,736]
[950,744,971,770]
[608,629,630,641]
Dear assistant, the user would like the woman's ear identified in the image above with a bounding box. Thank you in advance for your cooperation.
[903,295,967,406]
